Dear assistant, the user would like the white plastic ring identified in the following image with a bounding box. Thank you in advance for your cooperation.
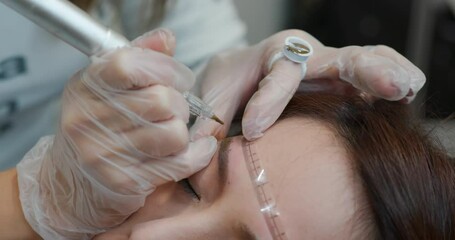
[267,36,313,79]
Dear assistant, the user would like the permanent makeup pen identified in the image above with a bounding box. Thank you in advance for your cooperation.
[1,0,224,124]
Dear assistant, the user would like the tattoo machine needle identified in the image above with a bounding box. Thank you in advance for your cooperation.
[1,0,224,125]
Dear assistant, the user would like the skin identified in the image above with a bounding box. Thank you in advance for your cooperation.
[95,117,363,240]
[0,28,422,239]
[0,169,41,239]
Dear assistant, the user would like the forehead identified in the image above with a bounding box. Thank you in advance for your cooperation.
[252,117,361,238]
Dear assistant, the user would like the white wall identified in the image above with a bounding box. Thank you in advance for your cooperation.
[232,0,289,44]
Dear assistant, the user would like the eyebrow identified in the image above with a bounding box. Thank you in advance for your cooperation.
[217,137,232,194]
[219,139,259,240]
[238,222,258,240]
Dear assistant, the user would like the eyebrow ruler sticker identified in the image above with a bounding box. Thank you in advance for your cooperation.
[242,138,287,240]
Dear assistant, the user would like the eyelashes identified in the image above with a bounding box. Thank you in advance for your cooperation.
[178,178,201,201]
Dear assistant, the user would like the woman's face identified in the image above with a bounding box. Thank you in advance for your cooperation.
[96,117,362,239]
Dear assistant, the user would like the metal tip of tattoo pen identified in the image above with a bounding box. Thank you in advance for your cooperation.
[211,115,224,125]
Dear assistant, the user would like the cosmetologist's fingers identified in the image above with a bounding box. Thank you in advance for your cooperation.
[242,55,302,140]
[131,28,176,56]
[306,46,417,101]
[364,45,426,103]
[143,136,218,184]
[87,48,195,92]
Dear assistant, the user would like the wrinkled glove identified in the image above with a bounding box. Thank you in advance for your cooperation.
[191,29,425,140]
[16,29,217,240]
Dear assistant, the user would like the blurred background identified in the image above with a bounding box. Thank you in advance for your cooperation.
[233,0,455,154]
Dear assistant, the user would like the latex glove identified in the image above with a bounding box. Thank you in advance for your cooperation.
[16,29,217,240]
[190,29,425,140]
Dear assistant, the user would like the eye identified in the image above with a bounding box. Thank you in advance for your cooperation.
[178,178,201,201]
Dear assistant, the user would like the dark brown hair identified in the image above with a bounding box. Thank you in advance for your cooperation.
[281,93,455,239]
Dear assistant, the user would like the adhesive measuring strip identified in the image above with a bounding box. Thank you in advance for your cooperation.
[242,138,287,240]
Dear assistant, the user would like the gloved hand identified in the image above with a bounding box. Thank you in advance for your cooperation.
[190,29,425,140]
[16,29,217,240]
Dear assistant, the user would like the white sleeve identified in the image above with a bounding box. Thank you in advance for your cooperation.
[161,0,248,69]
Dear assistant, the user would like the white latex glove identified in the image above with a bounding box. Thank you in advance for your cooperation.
[190,29,426,140]
[16,29,217,240]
